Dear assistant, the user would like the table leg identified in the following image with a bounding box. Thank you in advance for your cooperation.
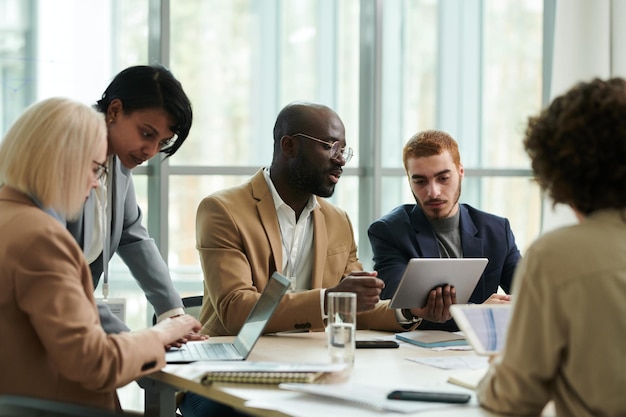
[138,377,178,417]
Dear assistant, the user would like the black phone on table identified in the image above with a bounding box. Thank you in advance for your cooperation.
[355,340,399,349]
[387,390,471,403]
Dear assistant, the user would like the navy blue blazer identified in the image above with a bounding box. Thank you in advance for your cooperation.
[368,203,521,331]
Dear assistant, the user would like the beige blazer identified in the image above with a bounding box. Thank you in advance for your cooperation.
[196,169,404,336]
[0,187,166,411]
[477,209,626,416]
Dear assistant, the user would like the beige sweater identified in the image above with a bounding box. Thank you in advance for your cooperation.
[477,209,626,416]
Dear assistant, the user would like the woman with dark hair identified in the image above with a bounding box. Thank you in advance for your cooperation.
[0,97,201,412]
[95,64,193,158]
[477,78,626,416]
[66,65,201,335]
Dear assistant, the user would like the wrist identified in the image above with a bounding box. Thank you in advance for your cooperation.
[401,309,423,326]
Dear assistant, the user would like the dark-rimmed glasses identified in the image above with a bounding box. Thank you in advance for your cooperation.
[292,133,354,163]
[92,160,108,181]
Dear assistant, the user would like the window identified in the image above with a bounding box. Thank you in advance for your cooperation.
[2,0,543,345]
[1,0,545,411]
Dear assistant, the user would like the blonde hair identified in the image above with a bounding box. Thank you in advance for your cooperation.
[0,97,106,219]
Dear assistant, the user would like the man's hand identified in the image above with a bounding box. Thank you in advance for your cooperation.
[484,293,511,304]
[326,271,383,312]
[409,284,456,323]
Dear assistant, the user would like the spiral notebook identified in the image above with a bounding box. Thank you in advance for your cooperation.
[202,371,323,384]
[197,361,347,385]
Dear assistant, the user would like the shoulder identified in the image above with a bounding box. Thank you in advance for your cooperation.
[196,176,262,227]
[199,175,257,207]
[370,204,417,228]
[10,208,83,258]
[461,204,510,227]
[528,218,608,258]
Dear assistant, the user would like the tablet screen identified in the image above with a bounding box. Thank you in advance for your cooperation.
[388,258,488,308]
[450,304,511,355]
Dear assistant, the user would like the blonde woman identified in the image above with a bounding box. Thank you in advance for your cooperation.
[0,97,200,412]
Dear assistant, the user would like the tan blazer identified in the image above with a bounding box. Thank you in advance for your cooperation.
[0,187,166,411]
[196,169,405,336]
[477,209,626,416]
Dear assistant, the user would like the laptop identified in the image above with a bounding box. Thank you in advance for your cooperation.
[165,271,290,363]
[389,258,488,309]
[450,304,512,355]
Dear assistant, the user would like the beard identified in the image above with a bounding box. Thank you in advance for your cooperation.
[287,149,336,198]
[415,181,462,220]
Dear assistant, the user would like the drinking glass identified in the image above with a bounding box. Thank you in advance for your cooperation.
[327,292,356,366]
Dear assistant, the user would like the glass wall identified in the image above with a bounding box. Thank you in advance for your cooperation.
[0,0,545,410]
[1,0,543,374]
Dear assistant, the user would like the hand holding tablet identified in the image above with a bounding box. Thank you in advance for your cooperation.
[389,258,489,309]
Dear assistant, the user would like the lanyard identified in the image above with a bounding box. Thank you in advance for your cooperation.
[101,157,113,299]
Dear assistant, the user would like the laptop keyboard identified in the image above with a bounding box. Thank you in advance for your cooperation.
[174,342,241,361]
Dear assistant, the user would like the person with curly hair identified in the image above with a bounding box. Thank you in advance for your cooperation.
[477,77,626,416]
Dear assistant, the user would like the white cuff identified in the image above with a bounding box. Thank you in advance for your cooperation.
[395,308,407,323]
[156,307,186,323]
[320,289,328,320]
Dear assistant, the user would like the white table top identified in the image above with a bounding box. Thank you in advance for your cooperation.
[148,330,554,417]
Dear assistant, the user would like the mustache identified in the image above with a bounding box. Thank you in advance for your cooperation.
[424,199,446,204]
[329,166,343,174]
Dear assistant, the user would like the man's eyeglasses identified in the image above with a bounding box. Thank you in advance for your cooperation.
[92,160,108,181]
[292,133,354,163]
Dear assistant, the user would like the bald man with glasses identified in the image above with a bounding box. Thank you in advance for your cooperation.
[181,101,424,417]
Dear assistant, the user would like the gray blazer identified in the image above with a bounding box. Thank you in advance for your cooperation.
[66,156,183,333]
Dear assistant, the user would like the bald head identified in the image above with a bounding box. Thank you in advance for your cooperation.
[272,102,343,153]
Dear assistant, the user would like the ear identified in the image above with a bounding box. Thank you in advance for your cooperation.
[280,135,298,158]
[107,98,123,120]
[458,163,465,180]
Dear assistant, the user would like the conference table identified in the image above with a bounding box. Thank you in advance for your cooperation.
[142,330,555,417]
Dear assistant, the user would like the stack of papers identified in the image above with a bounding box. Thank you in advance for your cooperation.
[447,369,488,390]
[278,383,461,413]
[396,330,468,348]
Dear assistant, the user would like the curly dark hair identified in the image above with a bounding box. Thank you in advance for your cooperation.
[524,77,626,215]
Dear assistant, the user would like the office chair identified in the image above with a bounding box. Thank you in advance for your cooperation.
[152,295,203,325]
[0,395,124,417]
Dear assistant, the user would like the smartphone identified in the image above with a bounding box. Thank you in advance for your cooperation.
[387,390,471,403]
[355,340,399,349]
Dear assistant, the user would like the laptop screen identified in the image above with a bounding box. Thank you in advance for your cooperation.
[233,271,290,357]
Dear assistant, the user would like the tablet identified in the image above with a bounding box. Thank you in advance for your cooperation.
[389,258,488,309]
[450,304,511,355]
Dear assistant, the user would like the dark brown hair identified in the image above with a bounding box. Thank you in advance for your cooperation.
[524,77,626,215]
